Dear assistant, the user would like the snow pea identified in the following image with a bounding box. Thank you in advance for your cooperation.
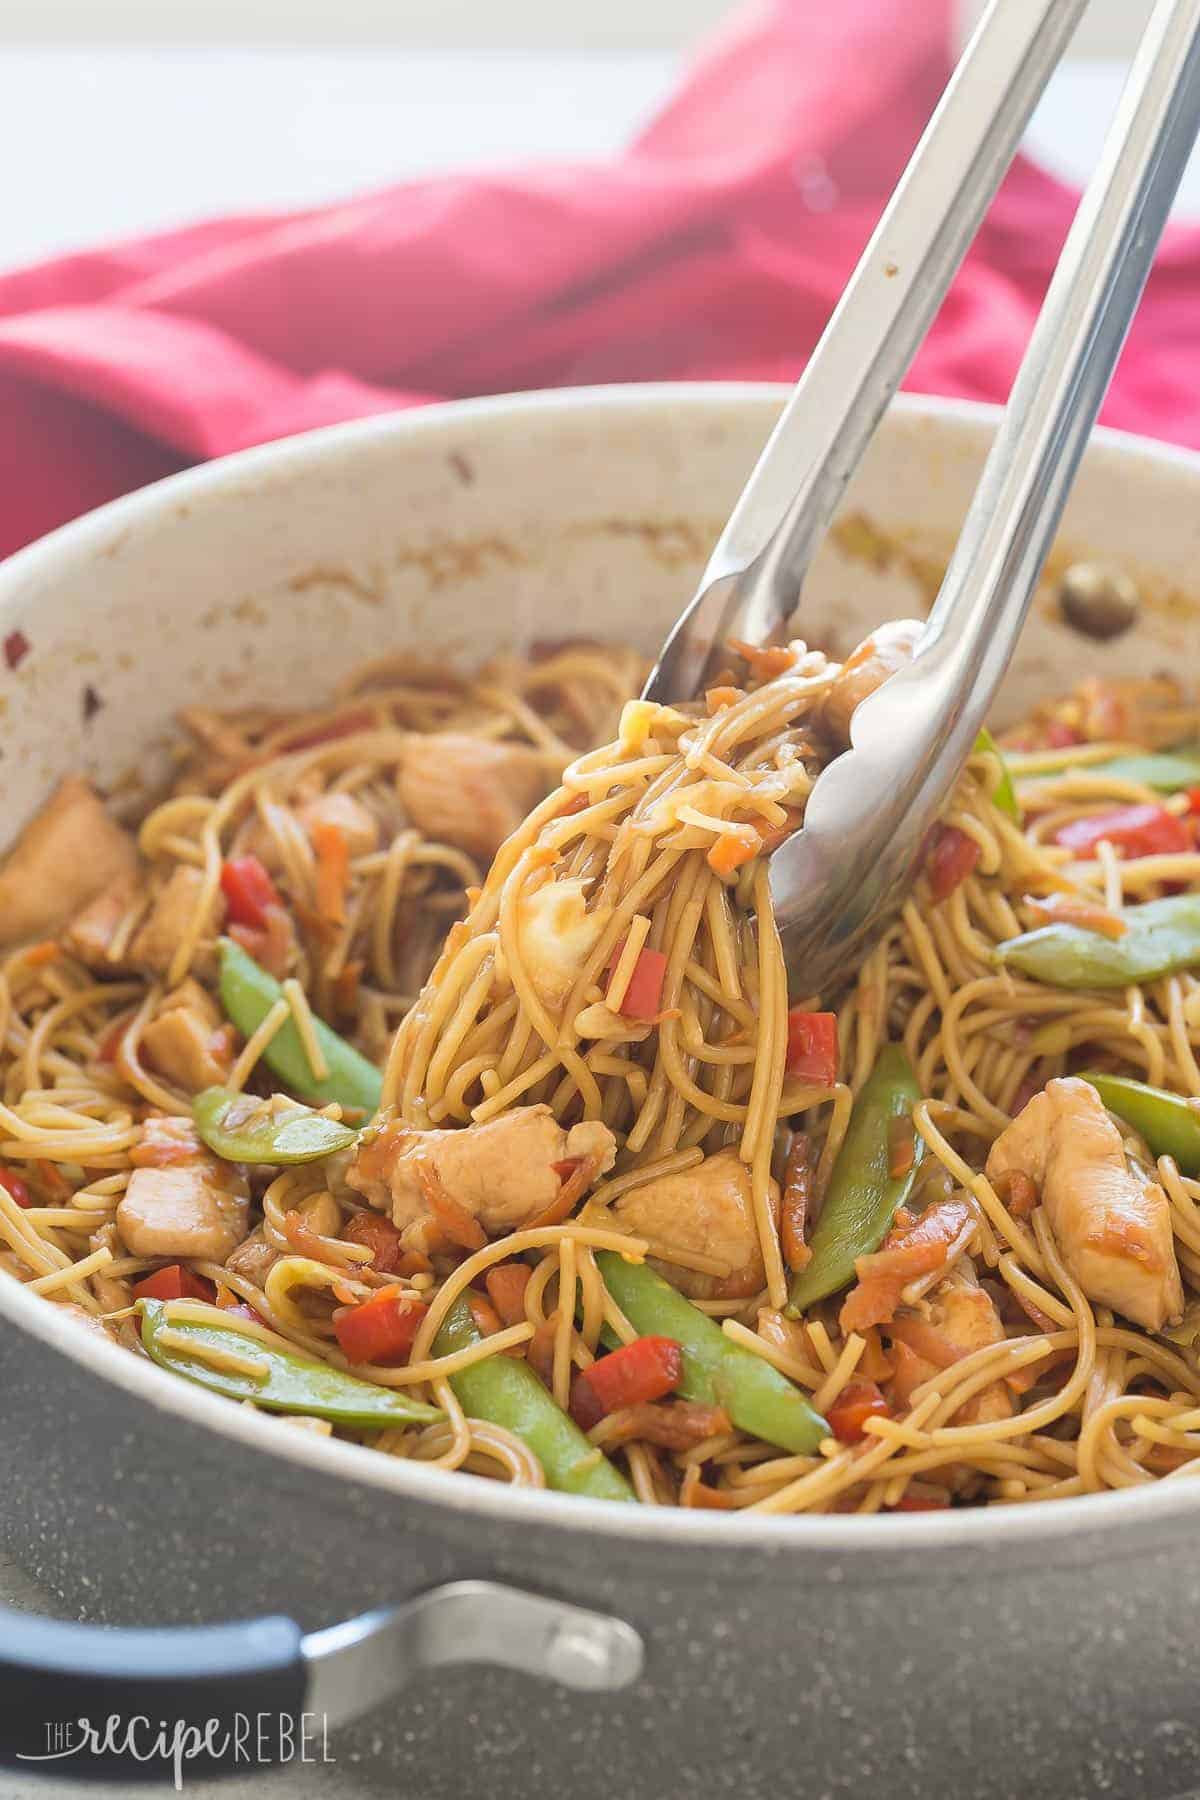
[997,893,1200,990]
[218,937,383,1116]
[137,1298,441,1427]
[433,1295,634,1502]
[975,728,1019,821]
[1078,748,1200,792]
[1080,1071,1200,1177]
[192,1086,358,1165]
[597,1253,828,1454]
[787,1045,924,1314]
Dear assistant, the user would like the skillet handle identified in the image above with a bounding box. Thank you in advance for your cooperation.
[0,1580,643,1782]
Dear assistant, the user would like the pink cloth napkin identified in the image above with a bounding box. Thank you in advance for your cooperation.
[3,0,1200,561]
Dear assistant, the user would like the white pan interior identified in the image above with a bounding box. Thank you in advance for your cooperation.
[3,384,1200,846]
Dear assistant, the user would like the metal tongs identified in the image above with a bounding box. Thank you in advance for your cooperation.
[643,0,1200,995]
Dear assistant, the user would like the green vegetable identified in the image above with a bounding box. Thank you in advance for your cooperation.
[217,937,383,1115]
[433,1296,634,1501]
[1076,749,1200,792]
[597,1253,828,1453]
[1080,1071,1200,1176]
[192,1085,358,1165]
[137,1298,440,1427]
[786,1045,924,1315]
[974,727,1019,821]
[996,893,1200,990]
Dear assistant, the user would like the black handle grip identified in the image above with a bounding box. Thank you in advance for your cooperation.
[0,1603,307,1782]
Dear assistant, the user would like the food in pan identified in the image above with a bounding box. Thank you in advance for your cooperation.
[6,626,1200,1514]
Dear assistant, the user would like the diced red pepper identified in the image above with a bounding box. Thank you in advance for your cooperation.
[569,1335,682,1430]
[1054,803,1191,859]
[1187,787,1200,817]
[0,1168,33,1209]
[333,1287,427,1364]
[1045,721,1083,749]
[219,855,283,930]
[888,1492,950,1513]
[785,1009,838,1085]
[610,942,667,1020]
[132,1264,216,1305]
[926,824,980,902]
[485,1262,532,1327]
[827,1378,891,1444]
[340,1210,405,1275]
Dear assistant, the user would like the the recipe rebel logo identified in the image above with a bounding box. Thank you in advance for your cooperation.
[17,1710,335,1788]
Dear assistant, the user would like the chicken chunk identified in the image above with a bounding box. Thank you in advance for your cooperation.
[517,876,611,1011]
[61,869,145,970]
[986,1076,1182,1331]
[891,1263,1012,1425]
[298,792,380,859]
[610,1148,767,1300]
[117,1116,249,1262]
[128,866,215,974]
[141,979,236,1094]
[223,1227,281,1286]
[347,1104,616,1247]
[396,733,547,861]
[822,619,923,747]
[0,777,139,949]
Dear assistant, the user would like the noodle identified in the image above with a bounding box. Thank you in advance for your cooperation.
[7,635,1200,1510]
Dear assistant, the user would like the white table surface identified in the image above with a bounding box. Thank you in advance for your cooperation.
[3,47,1200,273]
[4,37,1200,1800]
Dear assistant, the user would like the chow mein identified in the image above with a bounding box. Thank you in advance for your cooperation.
[5,622,1200,1516]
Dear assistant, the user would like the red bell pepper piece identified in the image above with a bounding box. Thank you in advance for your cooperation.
[132,1264,216,1305]
[827,1378,891,1444]
[219,855,282,930]
[926,824,980,902]
[0,1168,33,1209]
[569,1335,682,1430]
[340,1210,405,1275]
[610,943,667,1020]
[785,1009,838,1085]
[1054,803,1191,859]
[333,1287,427,1364]
[485,1262,532,1327]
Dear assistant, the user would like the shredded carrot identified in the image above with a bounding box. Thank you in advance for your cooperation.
[839,1197,971,1333]
[780,1133,813,1272]
[997,1169,1038,1219]
[706,826,760,876]
[756,808,803,853]
[727,637,798,679]
[525,1155,599,1231]
[705,685,743,713]
[681,1471,736,1510]
[886,1313,963,1369]
[24,940,60,968]
[887,1116,916,1180]
[312,821,350,927]
[283,1210,331,1259]
[856,1328,895,1383]
[1023,891,1127,939]
[417,1163,487,1251]
[332,959,363,1014]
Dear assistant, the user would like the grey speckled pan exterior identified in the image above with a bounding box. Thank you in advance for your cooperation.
[4,387,1200,1800]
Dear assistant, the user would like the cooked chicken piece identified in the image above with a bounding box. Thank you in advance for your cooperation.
[822,620,923,747]
[223,1227,281,1286]
[986,1076,1182,1331]
[347,1104,616,1247]
[610,1148,767,1300]
[128,866,215,975]
[396,733,547,861]
[117,1117,249,1262]
[61,869,145,970]
[890,1262,1012,1425]
[298,792,380,859]
[141,979,236,1094]
[517,876,611,1010]
[0,776,139,950]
